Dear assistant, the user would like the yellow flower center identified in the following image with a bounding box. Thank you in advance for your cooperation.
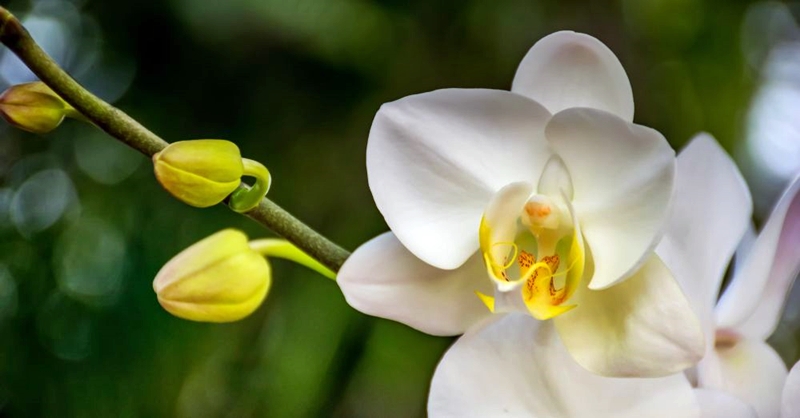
[477,193,585,320]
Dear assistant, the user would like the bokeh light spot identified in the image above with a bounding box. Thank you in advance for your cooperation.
[74,132,143,185]
[10,169,79,238]
[0,16,70,85]
[54,216,126,307]
[36,292,93,361]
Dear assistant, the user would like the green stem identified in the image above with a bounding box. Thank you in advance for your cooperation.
[249,239,336,280]
[0,6,350,272]
[230,158,272,213]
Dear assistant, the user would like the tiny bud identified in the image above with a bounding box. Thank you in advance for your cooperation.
[153,140,243,208]
[0,82,73,134]
[153,229,271,322]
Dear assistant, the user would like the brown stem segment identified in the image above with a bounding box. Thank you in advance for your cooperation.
[0,7,350,272]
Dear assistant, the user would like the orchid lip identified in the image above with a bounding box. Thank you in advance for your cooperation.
[478,187,586,320]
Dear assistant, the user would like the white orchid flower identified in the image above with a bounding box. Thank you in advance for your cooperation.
[423,134,800,418]
[656,133,800,418]
[339,31,704,377]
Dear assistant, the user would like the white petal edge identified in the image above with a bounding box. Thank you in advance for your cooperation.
[511,31,634,121]
[694,389,757,418]
[782,361,800,418]
[429,314,699,418]
[367,88,552,269]
[337,232,492,336]
[554,253,704,377]
[545,107,675,289]
[734,223,757,273]
[701,339,788,418]
[656,133,752,341]
[716,173,800,339]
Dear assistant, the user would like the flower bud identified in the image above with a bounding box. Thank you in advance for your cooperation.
[0,82,72,134]
[153,140,243,208]
[153,229,271,322]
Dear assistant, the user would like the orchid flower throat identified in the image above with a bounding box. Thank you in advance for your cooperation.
[478,192,586,320]
[713,329,740,350]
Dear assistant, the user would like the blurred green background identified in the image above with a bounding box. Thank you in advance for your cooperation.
[1,0,800,416]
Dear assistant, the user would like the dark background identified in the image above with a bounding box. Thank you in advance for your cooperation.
[1,0,800,416]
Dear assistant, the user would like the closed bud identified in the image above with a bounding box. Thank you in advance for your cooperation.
[153,229,271,322]
[0,82,74,134]
[153,140,243,208]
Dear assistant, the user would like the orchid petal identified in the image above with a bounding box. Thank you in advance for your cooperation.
[702,339,787,418]
[656,134,752,341]
[429,315,699,417]
[337,232,492,336]
[716,174,800,339]
[554,254,704,377]
[694,389,757,418]
[511,31,634,121]
[782,361,800,418]
[734,223,757,272]
[545,107,675,289]
[367,88,552,269]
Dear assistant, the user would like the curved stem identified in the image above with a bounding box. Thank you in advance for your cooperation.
[0,6,350,272]
[249,238,336,280]
[230,158,272,213]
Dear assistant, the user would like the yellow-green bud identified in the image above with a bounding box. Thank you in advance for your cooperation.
[153,140,244,208]
[0,82,73,134]
[153,229,271,322]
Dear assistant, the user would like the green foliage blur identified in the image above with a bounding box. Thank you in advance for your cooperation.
[0,0,798,416]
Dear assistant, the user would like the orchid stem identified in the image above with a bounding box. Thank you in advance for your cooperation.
[230,158,272,213]
[0,6,350,272]
[249,239,337,280]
